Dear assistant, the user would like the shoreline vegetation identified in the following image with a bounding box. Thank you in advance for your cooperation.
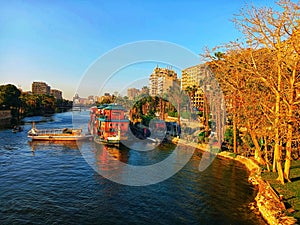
[175,137,298,225]
[204,0,300,186]
[0,84,73,128]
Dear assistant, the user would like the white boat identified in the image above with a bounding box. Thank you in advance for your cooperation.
[28,124,92,141]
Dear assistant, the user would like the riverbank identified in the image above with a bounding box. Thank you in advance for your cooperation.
[175,138,298,225]
[261,160,300,221]
[0,110,12,128]
[218,152,297,225]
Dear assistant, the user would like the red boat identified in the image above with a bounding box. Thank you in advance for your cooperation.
[89,104,130,146]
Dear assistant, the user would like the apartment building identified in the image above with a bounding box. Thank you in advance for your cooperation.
[32,82,50,95]
[149,66,179,96]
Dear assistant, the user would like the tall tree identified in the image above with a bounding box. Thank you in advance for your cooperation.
[185,85,198,113]
[237,0,300,183]
[167,84,189,127]
[208,0,300,183]
[0,84,21,115]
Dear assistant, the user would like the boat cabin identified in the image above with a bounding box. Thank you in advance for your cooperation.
[98,104,129,140]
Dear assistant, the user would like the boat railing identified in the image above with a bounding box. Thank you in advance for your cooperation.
[33,128,82,135]
[35,129,66,135]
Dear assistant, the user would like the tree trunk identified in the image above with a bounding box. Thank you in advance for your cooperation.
[204,95,209,132]
[233,113,237,154]
[274,91,284,184]
[248,126,263,162]
[190,94,193,114]
[217,98,222,148]
[272,151,277,172]
[272,58,284,184]
[233,94,237,154]
[275,143,284,184]
[177,101,181,127]
[162,100,165,120]
[284,64,296,182]
[264,136,271,172]
[284,111,293,182]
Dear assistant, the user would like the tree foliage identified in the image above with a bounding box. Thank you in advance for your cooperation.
[205,0,300,184]
[0,84,72,117]
[0,84,21,115]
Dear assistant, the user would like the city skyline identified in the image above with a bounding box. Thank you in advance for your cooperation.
[1,0,279,100]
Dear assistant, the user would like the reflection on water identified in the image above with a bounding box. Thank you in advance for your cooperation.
[94,144,129,170]
[28,140,82,151]
[22,115,55,124]
[0,112,266,225]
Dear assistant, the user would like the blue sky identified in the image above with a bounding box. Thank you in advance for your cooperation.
[0,0,279,100]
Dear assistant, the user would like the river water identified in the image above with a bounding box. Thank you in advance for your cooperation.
[0,112,266,225]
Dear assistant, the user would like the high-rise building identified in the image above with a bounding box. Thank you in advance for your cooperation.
[50,89,62,100]
[149,66,179,96]
[127,88,140,100]
[32,82,50,95]
[181,64,211,91]
[181,64,212,110]
[193,88,205,110]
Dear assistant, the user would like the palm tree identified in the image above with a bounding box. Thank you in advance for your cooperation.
[167,85,189,127]
[185,85,198,113]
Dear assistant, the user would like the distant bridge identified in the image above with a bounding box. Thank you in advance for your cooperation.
[72,105,91,111]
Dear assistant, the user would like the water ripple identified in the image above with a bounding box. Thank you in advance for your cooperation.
[0,112,266,225]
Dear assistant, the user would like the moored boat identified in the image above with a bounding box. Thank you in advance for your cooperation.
[89,104,130,146]
[94,134,121,146]
[12,125,23,133]
[28,124,92,141]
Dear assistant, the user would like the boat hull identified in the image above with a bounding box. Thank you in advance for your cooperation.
[28,134,93,141]
[94,136,120,146]
[28,126,92,141]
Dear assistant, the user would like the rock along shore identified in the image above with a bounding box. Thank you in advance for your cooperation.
[176,139,298,225]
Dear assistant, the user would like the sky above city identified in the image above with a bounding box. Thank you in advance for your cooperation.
[0,0,279,100]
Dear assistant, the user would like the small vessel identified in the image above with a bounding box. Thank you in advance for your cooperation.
[12,125,23,133]
[89,104,130,146]
[28,123,92,141]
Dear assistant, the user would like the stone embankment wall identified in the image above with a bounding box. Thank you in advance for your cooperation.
[218,152,298,225]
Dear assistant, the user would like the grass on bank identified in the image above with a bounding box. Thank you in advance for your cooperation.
[261,160,300,220]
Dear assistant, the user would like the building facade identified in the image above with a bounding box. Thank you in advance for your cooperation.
[181,64,212,110]
[32,82,50,95]
[193,88,205,110]
[181,64,211,91]
[50,89,62,100]
[127,88,140,100]
[149,66,179,96]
